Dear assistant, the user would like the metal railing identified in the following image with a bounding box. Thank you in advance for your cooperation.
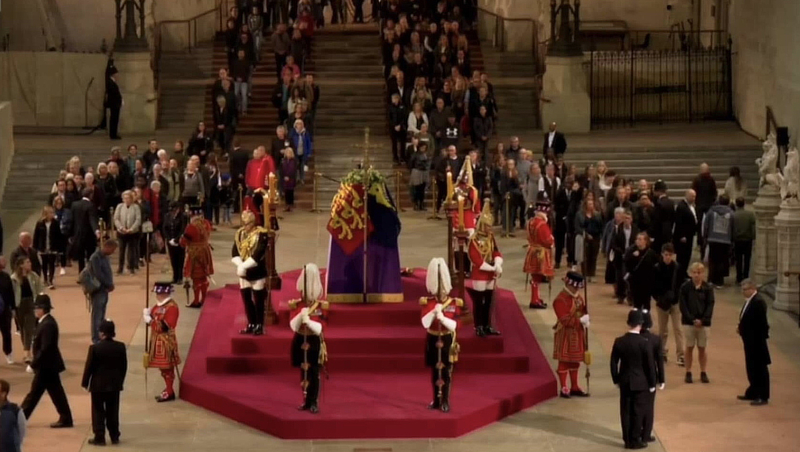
[475,7,547,76]
[153,0,227,127]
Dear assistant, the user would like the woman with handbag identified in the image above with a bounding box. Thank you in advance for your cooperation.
[11,257,45,370]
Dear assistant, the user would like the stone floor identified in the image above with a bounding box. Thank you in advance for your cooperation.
[5,207,800,452]
[4,124,800,452]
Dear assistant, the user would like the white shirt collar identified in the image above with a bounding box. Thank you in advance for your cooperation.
[627,329,640,334]
[38,313,50,323]
[157,296,172,306]
[746,292,757,303]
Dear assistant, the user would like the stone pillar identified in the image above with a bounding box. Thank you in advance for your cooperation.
[752,185,781,284]
[774,202,800,314]
[115,52,156,135]
[541,55,590,133]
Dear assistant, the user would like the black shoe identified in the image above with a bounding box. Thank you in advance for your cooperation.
[110,136,122,140]
[475,326,485,337]
[554,263,561,269]
[50,420,74,428]
[88,438,106,446]
[484,327,501,336]
[751,399,769,406]
[737,395,755,401]
[529,302,547,309]
[297,404,309,411]
[616,298,625,305]
[627,442,648,450]
[110,437,120,445]
[440,402,450,413]
[309,404,319,414]
[645,436,656,442]
[559,390,571,399]
[427,401,440,410]
[700,372,710,383]
[252,325,264,336]
[684,372,693,383]
[239,324,254,335]
[569,389,590,397]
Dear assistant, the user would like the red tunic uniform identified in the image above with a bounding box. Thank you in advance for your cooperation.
[147,300,181,369]
[244,155,276,222]
[552,289,587,363]
[420,297,462,332]
[180,217,214,279]
[468,236,502,281]
[450,185,481,231]
[524,215,555,277]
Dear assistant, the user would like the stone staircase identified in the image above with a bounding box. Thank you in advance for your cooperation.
[158,41,215,131]
[480,44,541,135]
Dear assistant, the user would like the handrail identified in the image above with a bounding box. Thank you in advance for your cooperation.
[766,106,779,140]
[476,7,546,75]
[153,0,225,127]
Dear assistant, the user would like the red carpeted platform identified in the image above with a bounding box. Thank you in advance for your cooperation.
[180,269,556,439]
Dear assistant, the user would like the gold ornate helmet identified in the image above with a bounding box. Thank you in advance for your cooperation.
[474,199,494,235]
[240,210,256,227]
[458,157,474,187]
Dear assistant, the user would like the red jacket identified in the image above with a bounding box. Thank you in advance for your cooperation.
[420,297,462,331]
[468,236,502,281]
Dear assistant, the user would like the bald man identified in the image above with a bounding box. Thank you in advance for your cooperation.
[673,189,698,276]
[10,232,41,276]
[542,122,567,157]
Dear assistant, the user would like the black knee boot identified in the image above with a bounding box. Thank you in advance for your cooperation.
[252,289,266,335]
[483,290,500,335]
[239,288,256,334]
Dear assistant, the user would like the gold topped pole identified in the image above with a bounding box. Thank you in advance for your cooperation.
[352,127,381,303]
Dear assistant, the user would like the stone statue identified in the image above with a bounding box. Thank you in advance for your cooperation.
[757,133,783,189]
[781,146,800,203]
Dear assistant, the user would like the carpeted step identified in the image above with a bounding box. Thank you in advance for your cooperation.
[207,351,530,374]
[230,326,505,355]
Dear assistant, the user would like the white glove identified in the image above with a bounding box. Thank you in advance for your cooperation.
[434,304,444,314]
[659,383,665,390]
[494,265,503,277]
[169,239,178,247]
[300,307,310,316]
[302,313,311,324]
[579,314,590,327]
[436,310,445,321]
[236,265,247,277]
[649,387,656,393]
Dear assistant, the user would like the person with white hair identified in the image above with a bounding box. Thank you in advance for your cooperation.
[420,257,463,413]
[288,263,329,414]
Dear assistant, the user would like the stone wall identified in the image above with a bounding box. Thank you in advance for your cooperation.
[729,0,800,140]
[0,0,219,52]
[0,52,107,127]
[0,102,14,205]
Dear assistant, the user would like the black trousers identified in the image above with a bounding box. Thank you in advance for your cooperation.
[619,388,646,447]
[554,217,567,265]
[412,184,426,209]
[390,129,406,163]
[240,287,266,326]
[109,106,121,138]
[77,241,97,272]
[425,333,453,406]
[41,253,57,284]
[472,289,495,329]
[91,391,121,441]
[117,233,138,272]
[630,285,652,311]
[614,259,627,300]
[299,366,321,407]
[274,53,287,80]
[707,242,729,286]
[743,341,770,401]
[674,238,692,278]
[21,370,73,422]
[734,240,753,283]
[0,307,12,356]
[435,180,447,212]
[641,390,656,442]
[168,244,185,284]
[285,189,295,206]
[353,0,364,22]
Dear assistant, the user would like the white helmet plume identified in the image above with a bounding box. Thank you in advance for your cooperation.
[425,258,452,295]
[297,263,323,301]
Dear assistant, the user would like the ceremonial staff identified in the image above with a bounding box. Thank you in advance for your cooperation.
[581,230,592,393]
[300,265,310,403]
[353,127,379,304]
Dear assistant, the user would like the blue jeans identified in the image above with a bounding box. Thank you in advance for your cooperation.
[91,291,109,344]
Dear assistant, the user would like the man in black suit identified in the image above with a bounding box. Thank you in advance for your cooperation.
[737,280,770,406]
[651,180,676,255]
[106,68,123,140]
[610,310,656,450]
[70,188,100,272]
[9,232,42,276]
[613,210,638,304]
[228,139,251,213]
[542,122,567,157]
[20,295,73,428]
[673,189,698,277]
[640,310,665,444]
[553,178,574,268]
[82,320,128,445]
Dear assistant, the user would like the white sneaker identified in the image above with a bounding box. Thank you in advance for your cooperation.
[60,268,66,276]
[25,365,33,373]
[5,354,13,365]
